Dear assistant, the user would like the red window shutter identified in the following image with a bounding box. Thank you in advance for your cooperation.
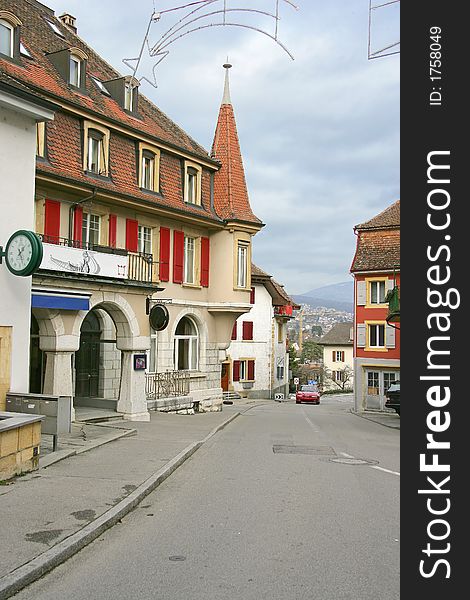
[73,205,83,245]
[44,199,61,244]
[248,360,255,381]
[125,219,138,253]
[231,322,237,340]
[332,351,336,362]
[200,236,210,287]
[233,360,240,382]
[159,227,170,282]
[242,321,253,341]
[173,230,184,284]
[108,214,117,248]
[250,287,255,304]
[341,351,345,362]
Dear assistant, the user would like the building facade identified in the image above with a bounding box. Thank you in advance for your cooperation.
[350,200,400,411]
[226,264,297,399]
[318,322,354,392]
[0,0,262,419]
[0,77,56,410]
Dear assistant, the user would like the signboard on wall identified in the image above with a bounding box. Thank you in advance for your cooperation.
[40,243,128,279]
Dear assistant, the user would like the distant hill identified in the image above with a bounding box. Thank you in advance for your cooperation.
[293,281,353,312]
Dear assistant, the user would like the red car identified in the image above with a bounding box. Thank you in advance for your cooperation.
[296,384,321,404]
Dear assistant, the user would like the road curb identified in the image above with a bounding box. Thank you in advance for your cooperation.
[0,411,241,600]
[349,409,400,430]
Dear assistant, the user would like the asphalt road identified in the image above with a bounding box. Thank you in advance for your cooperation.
[17,396,400,600]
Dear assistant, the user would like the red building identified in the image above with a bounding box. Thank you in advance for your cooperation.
[350,200,400,411]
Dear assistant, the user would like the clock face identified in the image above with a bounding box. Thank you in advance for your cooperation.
[5,230,43,276]
[7,234,33,271]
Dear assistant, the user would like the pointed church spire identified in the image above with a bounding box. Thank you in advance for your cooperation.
[211,64,262,226]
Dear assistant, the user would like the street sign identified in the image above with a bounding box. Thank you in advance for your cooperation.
[274,393,284,401]
[293,377,299,385]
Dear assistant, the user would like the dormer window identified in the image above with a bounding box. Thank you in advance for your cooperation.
[0,19,13,57]
[104,76,139,113]
[69,53,81,87]
[124,82,136,111]
[47,46,88,90]
[0,12,22,59]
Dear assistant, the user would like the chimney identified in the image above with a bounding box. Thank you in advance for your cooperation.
[59,13,77,34]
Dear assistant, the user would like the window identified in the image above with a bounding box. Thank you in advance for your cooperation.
[138,225,152,255]
[174,316,198,371]
[36,122,46,158]
[138,144,160,192]
[69,54,81,87]
[45,19,65,38]
[233,359,255,382]
[142,152,154,190]
[334,370,345,382]
[124,82,136,111]
[384,371,399,391]
[370,280,386,304]
[332,350,345,362]
[184,236,195,284]
[369,323,385,348]
[82,213,100,247]
[91,76,110,96]
[277,322,283,343]
[367,371,380,395]
[184,162,202,205]
[84,123,109,176]
[0,19,13,57]
[237,243,248,288]
[19,42,31,58]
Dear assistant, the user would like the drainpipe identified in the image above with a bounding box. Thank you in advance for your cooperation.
[68,188,97,242]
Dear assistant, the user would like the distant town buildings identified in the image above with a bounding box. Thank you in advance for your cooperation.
[318,322,354,392]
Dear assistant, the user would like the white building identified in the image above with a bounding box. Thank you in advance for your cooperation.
[0,79,56,410]
[318,322,354,392]
[225,264,298,399]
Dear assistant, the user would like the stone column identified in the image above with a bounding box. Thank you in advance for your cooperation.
[40,335,80,421]
[116,336,150,421]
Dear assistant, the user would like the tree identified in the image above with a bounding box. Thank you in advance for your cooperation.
[324,366,354,391]
[300,340,323,364]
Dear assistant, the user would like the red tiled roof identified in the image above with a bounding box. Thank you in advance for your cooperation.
[211,94,262,225]
[350,200,400,272]
[355,199,400,230]
[0,0,213,159]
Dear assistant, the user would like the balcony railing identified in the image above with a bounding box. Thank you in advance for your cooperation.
[274,305,293,317]
[145,371,190,400]
[38,236,158,283]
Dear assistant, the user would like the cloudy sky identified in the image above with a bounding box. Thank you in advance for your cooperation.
[46,0,399,295]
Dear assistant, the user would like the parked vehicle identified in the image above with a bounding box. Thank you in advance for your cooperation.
[296,384,321,405]
[385,380,400,415]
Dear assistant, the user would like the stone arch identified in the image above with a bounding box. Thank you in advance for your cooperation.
[70,292,141,350]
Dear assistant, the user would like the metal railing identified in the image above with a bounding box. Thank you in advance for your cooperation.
[145,370,190,400]
[128,251,156,283]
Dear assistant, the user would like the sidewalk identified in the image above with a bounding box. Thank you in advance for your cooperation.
[0,400,265,599]
[350,408,400,430]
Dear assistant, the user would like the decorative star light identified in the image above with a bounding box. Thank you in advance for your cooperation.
[123,0,298,88]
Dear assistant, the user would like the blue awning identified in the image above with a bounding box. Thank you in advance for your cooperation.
[32,292,90,311]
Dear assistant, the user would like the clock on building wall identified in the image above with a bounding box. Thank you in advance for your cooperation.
[1,230,43,277]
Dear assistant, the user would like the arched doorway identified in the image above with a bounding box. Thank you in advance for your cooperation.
[75,310,102,398]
